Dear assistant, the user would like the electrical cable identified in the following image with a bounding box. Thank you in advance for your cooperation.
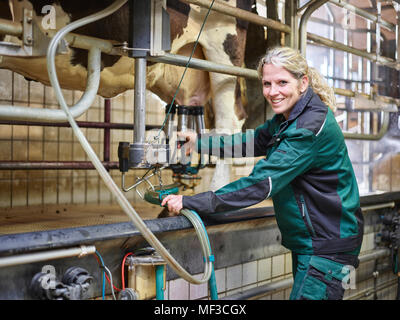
[94,250,120,300]
[94,253,121,292]
[103,265,117,300]
[94,251,106,300]
[121,252,134,290]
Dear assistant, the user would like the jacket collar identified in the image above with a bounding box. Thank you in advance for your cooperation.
[287,86,314,122]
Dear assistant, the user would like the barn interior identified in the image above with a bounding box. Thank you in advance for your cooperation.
[0,0,399,301]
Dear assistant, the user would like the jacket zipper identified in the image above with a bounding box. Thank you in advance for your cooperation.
[300,195,316,237]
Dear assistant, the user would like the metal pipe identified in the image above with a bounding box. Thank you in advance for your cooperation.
[133,58,147,144]
[343,111,390,140]
[396,2,400,62]
[299,2,398,70]
[0,161,119,170]
[104,99,111,165]
[0,119,160,130]
[308,33,398,69]
[358,248,390,264]
[222,278,294,300]
[361,202,396,212]
[0,47,101,122]
[222,248,391,300]
[333,88,400,108]
[0,18,23,37]
[346,278,398,300]
[0,245,96,268]
[148,52,258,79]
[181,0,291,33]
[329,0,396,32]
[46,29,120,55]
[299,0,330,54]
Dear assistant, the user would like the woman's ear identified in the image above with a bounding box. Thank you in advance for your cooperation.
[300,75,309,93]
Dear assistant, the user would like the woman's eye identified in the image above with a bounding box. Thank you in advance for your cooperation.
[279,81,287,85]
[263,82,271,87]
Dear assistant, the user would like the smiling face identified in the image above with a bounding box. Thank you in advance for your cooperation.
[262,63,309,119]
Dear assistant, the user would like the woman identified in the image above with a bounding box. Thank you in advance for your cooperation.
[162,46,364,300]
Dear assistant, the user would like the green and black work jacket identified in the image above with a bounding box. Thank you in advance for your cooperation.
[182,87,364,255]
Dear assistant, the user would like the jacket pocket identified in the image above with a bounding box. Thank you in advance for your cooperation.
[299,271,327,300]
[300,195,316,238]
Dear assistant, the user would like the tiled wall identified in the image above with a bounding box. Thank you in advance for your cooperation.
[164,251,293,300]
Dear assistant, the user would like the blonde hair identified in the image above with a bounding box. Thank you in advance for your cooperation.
[257,46,336,111]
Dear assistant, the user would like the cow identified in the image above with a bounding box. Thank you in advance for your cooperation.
[0,0,255,191]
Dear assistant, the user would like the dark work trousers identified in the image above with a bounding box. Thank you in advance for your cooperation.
[289,253,359,300]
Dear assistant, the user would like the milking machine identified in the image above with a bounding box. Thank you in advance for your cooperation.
[117,0,209,204]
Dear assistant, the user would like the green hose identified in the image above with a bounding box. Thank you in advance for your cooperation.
[184,209,218,300]
[155,265,165,300]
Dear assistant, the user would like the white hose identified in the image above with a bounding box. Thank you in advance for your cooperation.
[46,0,212,285]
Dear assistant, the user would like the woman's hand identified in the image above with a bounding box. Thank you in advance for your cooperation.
[161,194,183,215]
[177,130,197,156]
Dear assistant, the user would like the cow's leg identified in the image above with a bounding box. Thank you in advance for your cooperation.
[207,73,245,191]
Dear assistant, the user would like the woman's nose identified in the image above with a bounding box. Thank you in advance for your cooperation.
[268,84,279,96]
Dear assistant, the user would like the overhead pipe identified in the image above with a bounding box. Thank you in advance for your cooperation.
[328,0,396,32]
[308,33,398,69]
[148,53,258,79]
[299,0,330,55]
[0,18,23,37]
[0,245,96,268]
[181,0,291,33]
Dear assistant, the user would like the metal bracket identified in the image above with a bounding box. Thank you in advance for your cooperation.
[0,9,67,57]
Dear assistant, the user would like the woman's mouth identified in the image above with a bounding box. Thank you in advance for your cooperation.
[270,98,284,105]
